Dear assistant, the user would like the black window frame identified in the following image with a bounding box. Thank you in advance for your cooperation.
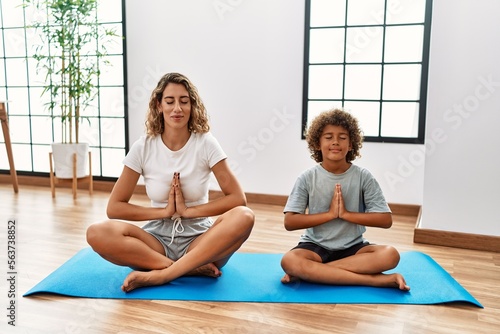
[302,0,433,144]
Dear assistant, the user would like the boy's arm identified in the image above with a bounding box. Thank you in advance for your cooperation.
[283,211,336,231]
[284,182,345,231]
[284,183,392,230]
[339,211,393,228]
[337,184,393,228]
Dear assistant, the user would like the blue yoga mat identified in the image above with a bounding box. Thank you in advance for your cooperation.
[23,248,482,307]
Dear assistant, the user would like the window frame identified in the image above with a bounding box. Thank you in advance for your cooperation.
[302,0,433,144]
[0,0,128,180]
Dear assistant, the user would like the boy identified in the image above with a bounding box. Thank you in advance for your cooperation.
[280,109,409,290]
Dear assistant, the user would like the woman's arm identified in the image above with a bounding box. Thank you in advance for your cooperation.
[106,166,175,221]
[177,159,247,218]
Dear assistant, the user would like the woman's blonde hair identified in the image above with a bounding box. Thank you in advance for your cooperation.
[305,108,363,163]
[145,72,210,136]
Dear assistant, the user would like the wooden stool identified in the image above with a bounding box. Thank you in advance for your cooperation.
[0,101,19,193]
[49,151,93,199]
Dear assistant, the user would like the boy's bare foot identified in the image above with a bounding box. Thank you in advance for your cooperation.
[384,273,410,291]
[186,262,221,278]
[121,269,165,293]
[281,273,300,284]
[393,273,410,291]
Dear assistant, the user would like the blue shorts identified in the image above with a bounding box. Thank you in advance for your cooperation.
[292,241,370,263]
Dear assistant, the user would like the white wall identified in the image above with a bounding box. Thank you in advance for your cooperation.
[125,0,500,236]
[125,0,424,206]
[421,0,500,235]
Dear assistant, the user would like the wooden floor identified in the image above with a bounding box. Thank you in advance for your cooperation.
[1,184,499,333]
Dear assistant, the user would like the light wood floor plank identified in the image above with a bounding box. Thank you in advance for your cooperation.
[1,184,499,333]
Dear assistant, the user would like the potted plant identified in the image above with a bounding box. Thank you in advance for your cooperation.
[25,0,117,178]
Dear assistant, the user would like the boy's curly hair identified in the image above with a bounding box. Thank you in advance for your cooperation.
[145,72,210,137]
[305,108,363,163]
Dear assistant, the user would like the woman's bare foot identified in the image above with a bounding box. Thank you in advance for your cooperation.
[121,269,165,293]
[121,263,222,293]
[186,262,221,277]
[281,273,300,284]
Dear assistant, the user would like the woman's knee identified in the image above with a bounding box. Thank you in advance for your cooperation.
[226,206,255,230]
[86,220,115,249]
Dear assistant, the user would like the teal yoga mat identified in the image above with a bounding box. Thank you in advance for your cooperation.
[23,248,482,307]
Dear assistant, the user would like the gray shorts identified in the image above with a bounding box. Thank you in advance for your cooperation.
[142,217,213,261]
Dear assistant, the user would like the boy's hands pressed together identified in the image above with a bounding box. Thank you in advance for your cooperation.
[337,184,348,219]
[329,183,348,219]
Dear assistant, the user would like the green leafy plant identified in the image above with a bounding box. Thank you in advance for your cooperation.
[25,0,118,143]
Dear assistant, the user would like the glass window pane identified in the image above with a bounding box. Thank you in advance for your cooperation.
[32,144,51,172]
[308,65,344,99]
[309,28,345,63]
[383,64,421,100]
[1,1,25,27]
[310,0,346,27]
[31,116,54,144]
[100,23,124,55]
[5,58,28,86]
[100,56,124,86]
[0,87,7,102]
[381,102,419,137]
[100,118,125,148]
[29,87,51,116]
[4,28,26,57]
[89,147,101,176]
[384,25,424,62]
[344,65,381,100]
[98,0,123,22]
[0,145,8,169]
[6,88,29,116]
[11,144,32,171]
[28,57,47,86]
[347,0,385,26]
[100,87,125,117]
[307,101,344,129]
[386,0,426,24]
[343,101,380,136]
[80,101,99,118]
[0,59,5,86]
[9,115,31,143]
[101,148,126,177]
[79,118,100,146]
[345,27,383,63]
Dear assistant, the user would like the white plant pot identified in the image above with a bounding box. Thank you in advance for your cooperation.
[51,143,89,179]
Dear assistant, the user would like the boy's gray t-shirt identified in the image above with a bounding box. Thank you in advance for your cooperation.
[284,164,391,250]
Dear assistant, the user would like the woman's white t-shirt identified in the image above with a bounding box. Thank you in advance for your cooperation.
[123,132,227,208]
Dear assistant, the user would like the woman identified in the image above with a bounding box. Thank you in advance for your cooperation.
[86,72,254,292]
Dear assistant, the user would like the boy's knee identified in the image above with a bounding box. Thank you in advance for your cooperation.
[385,246,400,267]
[280,252,297,273]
